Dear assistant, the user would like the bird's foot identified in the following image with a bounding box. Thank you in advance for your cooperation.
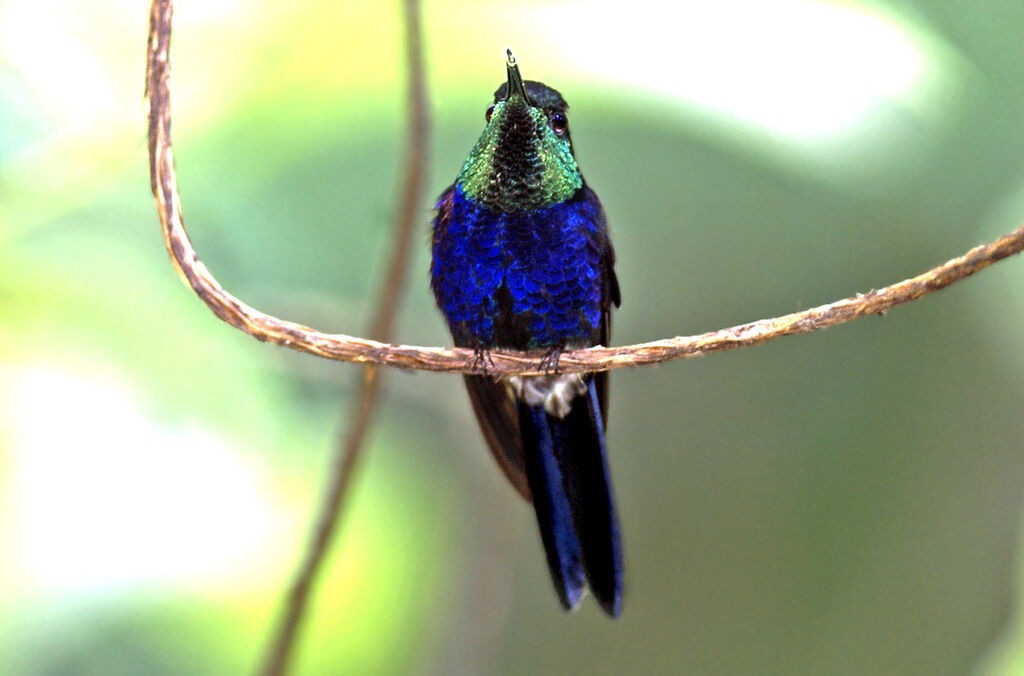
[539,345,564,375]
[472,345,495,376]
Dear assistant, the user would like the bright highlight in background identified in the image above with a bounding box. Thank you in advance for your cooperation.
[1,365,290,596]
[542,0,943,141]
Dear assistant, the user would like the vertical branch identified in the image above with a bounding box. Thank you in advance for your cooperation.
[257,1,429,674]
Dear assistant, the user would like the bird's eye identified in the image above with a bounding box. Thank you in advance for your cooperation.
[485,105,495,122]
[549,112,568,135]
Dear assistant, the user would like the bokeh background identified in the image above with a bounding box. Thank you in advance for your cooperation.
[4,0,1024,673]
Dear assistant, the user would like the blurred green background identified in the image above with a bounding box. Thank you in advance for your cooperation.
[4,0,1024,674]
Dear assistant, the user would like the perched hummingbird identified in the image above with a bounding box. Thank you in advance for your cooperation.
[430,50,623,616]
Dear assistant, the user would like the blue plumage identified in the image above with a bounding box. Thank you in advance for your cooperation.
[431,184,606,348]
[430,52,623,617]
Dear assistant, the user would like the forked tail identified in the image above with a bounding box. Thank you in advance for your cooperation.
[517,376,623,616]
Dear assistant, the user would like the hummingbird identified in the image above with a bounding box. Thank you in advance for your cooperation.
[430,49,623,616]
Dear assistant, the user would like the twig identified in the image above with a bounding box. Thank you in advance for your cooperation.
[145,0,1024,668]
[146,4,1024,379]
[147,0,1024,376]
[251,1,429,675]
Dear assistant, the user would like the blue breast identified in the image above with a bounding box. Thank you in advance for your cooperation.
[431,184,605,348]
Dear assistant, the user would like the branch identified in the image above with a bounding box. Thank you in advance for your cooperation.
[146,2,1024,381]
[253,0,429,674]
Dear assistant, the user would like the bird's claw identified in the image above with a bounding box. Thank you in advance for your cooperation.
[472,345,495,376]
[539,345,564,374]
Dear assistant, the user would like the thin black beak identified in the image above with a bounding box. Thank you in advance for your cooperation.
[504,48,532,104]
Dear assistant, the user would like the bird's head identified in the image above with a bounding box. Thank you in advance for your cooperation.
[456,49,582,213]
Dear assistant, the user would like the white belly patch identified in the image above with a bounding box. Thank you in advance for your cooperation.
[505,374,588,418]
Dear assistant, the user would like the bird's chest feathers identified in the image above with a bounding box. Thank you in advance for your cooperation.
[432,186,603,347]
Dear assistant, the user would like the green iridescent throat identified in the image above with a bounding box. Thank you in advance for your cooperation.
[456,100,582,212]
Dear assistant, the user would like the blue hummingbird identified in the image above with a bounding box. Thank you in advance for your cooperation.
[430,49,623,616]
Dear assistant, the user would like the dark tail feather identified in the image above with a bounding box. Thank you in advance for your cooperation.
[560,380,624,616]
[518,402,586,609]
[519,377,624,617]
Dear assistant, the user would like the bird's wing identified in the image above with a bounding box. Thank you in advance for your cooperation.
[463,375,532,501]
[593,188,619,426]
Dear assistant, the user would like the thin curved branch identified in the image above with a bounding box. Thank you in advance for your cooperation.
[253,0,429,674]
[147,1,1024,379]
